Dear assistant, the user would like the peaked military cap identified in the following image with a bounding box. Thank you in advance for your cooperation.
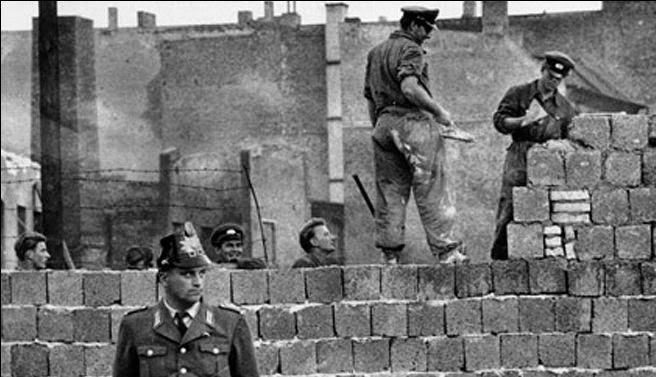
[158,222,211,270]
[402,6,440,28]
[210,223,244,247]
[543,51,575,78]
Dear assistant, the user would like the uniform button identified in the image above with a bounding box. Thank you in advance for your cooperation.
[180,347,187,354]
[146,349,153,357]
[213,348,219,354]
[180,367,187,374]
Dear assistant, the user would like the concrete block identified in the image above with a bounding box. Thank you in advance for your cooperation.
[492,260,529,295]
[73,308,111,342]
[456,263,491,298]
[372,302,407,337]
[613,334,649,369]
[629,188,656,222]
[382,265,417,300]
[564,241,576,259]
[259,306,295,340]
[83,271,120,306]
[539,333,575,367]
[500,333,538,368]
[296,304,334,339]
[426,337,463,371]
[231,269,268,304]
[1,305,36,341]
[554,297,591,332]
[512,187,549,221]
[611,114,649,150]
[446,299,481,335]
[643,148,656,185]
[279,340,316,375]
[305,266,342,303]
[353,338,390,372]
[120,270,157,306]
[268,269,305,304]
[564,225,576,240]
[11,344,49,377]
[616,225,652,259]
[565,150,602,187]
[49,344,85,377]
[575,226,614,260]
[593,297,628,332]
[203,268,231,305]
[37,306,74,342]
[343,265,380,300]
[543,225,562,236]
[85,344,114,376]
[255,342,279,375]
[545,247,565,257]
[408,301,444,336]
[550,189,589,201]
[551,212,591,224]
[391,337,427,372]
[0,273,10,305]
[464,335,500,371]
[316,339,352,373]
[47,271,83,306]
[651,337,656,367]
[1,343,11,377]
[527,147,565,186]
[591,189,629,225]
[334,302,370,337]
[605,152,641,186]
[567,260,604,297]
[417,265,454,299]
[605,261,642,296]
[482,297,518,334]
[569,115,610,150]
[11,271,46,305]
[628,298,656,331]
[545,236,563,248]
[519,297,554,332]
[577,334,611,369]
[642,262,656,295]
[529,258,567,293]
[553,202,591,212]
[111,306,136,343]
[507,223,543,259]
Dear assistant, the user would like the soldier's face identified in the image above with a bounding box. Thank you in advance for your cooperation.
[219,240,243,260]
[162,266,206,308]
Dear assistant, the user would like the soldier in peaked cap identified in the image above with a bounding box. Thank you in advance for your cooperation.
[113,222,259,377]
[210,223,266,269]
[490,51,578,260]
[363,5,473,265]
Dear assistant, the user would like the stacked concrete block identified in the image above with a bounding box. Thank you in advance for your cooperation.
[2,259,656,377]
[508,114,654,261]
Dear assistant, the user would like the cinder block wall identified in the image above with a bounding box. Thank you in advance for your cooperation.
[2,261,655,376]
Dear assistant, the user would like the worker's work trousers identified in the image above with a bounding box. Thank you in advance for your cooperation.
[372,111,456,255]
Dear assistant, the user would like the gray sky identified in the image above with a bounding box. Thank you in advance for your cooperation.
[1,1,602,30]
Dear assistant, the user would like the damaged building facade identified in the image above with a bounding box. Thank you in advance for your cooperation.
[1,1,654,268]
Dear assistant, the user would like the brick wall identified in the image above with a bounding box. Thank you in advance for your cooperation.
[2,261,655,376]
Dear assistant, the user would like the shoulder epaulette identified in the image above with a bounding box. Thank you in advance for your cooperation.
[126,306,148,315]
[218,303,242,314]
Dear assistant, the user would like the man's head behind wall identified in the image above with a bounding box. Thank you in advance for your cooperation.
[299,217,336,253]
[14,231,49,270]
[210,223,244,261]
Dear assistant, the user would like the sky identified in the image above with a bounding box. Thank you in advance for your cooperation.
[1,1,602,30]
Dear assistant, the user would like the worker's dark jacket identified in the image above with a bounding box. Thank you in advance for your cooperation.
[113,300,258,377]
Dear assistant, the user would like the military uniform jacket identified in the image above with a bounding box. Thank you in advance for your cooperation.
[113,300,259,377]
